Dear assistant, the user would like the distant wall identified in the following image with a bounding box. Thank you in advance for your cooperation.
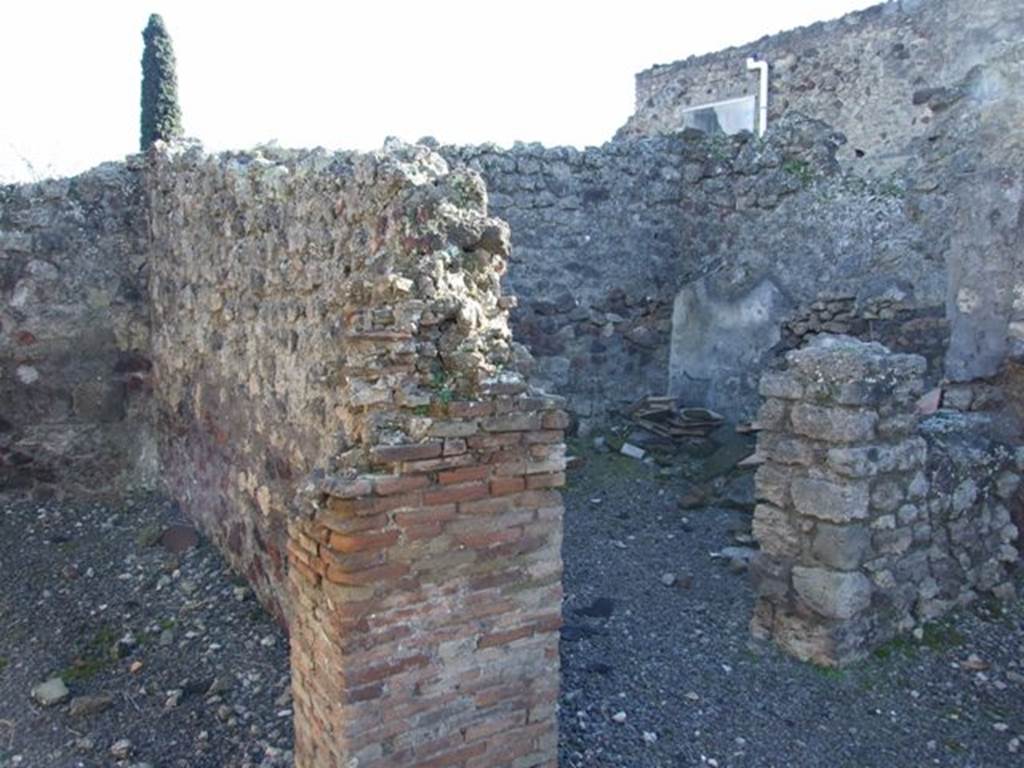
[621,0,1024,175]
[442,114,955,423]
[439,139,688,428]
[0,164,155,497]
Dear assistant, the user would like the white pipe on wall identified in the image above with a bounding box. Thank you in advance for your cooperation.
[746,57,769,137]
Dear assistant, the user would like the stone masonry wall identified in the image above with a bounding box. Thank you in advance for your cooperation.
[441,114,953,425]
[0,162,156,497]
[751,336,1018,666]
[622,0,1024,175]
[438,139,687,429]
[146,141,564,766]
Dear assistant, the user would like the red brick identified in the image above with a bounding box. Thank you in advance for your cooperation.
[320,547,386,573]
[347,653,430,686]
[401,454,476,473]
[401,521,444,541]
[466,432,522,450]
[477,625,534,650]
[490,476,526,496]
[541,410,570,429]
[416,741,487,768]
[326,495,376,516]
[318,512,389,535]
[372,491,423,513]
[462,711,527,743]
[447,400,494,418]
[327,529,399,553]
[481,413,542,432]
[394,503,457,526]
[372,442,443,463]
[455,527,522,550]
[526,472,565,490]
[458,495,516,516]
[341,683,384,703]
[438,465,490,485]
[423,481,489,506]
[324,562,410,586]
[373,473,431,496]
[443,438,467,456]
[288,555,321,585]
[523,430,563,444]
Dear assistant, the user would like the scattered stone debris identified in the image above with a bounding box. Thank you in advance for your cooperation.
[620,442,646,460]
[69,693,114,718]
[31,678,69,707]
[159,524,199,553]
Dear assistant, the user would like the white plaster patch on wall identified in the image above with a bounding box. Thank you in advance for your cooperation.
[10,280,33,308]
[26,259,59,280]
[16,365,39,384]
[1012,283,1024,312]
[956,287,981,314]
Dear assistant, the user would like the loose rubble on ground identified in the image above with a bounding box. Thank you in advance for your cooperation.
[0,497,293,768]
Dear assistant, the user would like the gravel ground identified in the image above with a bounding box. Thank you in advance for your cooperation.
[557,444,1024,768]
[2,444,1022,768]
[0,495,293,768]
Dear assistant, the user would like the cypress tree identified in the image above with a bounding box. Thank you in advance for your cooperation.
[140,14,183,150]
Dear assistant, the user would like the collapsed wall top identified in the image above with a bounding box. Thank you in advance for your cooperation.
[145,138,529,617]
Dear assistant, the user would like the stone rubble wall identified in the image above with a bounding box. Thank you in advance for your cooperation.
[146,141,564,766]
[441,114,953,425]
[0,163,156,497]
[751,335,1019,666]
[437,139,686,430]
[621,0,1024,175]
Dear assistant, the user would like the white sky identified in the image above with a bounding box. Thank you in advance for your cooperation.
[1,0,877,182]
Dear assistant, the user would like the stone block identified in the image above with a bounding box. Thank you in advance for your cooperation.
[791,475,869,523]
[873,526,913,556]
[826,437,927,478]
[870,479,904,513]
[792,566,873,619]
[758,372,804,400]
[772,611,838,666]
[754,462,791,507]
[752,504,800,558]
[811,523,871,570]
[790,403,877,444]
[759,433,819,466]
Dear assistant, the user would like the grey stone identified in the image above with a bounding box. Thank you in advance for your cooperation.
[70,694,114,718]
[790,403,877,443]
[752,504,800,558]
[811,523,871,570]
[754,463,791,507]
[792,566,873,619]
[827,438,927,478]
[995,471,1020,500]
[951,478,978,514]
[759,433,819,466]
[870,480,904,513]
[110,739,133,759]
[758,373,804,400]
[874,527,913,556]
[620,442,646,460]
[31,678,69,707]
[791,476,869,523]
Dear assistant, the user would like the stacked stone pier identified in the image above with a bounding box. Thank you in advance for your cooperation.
[750,335,1019,665]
